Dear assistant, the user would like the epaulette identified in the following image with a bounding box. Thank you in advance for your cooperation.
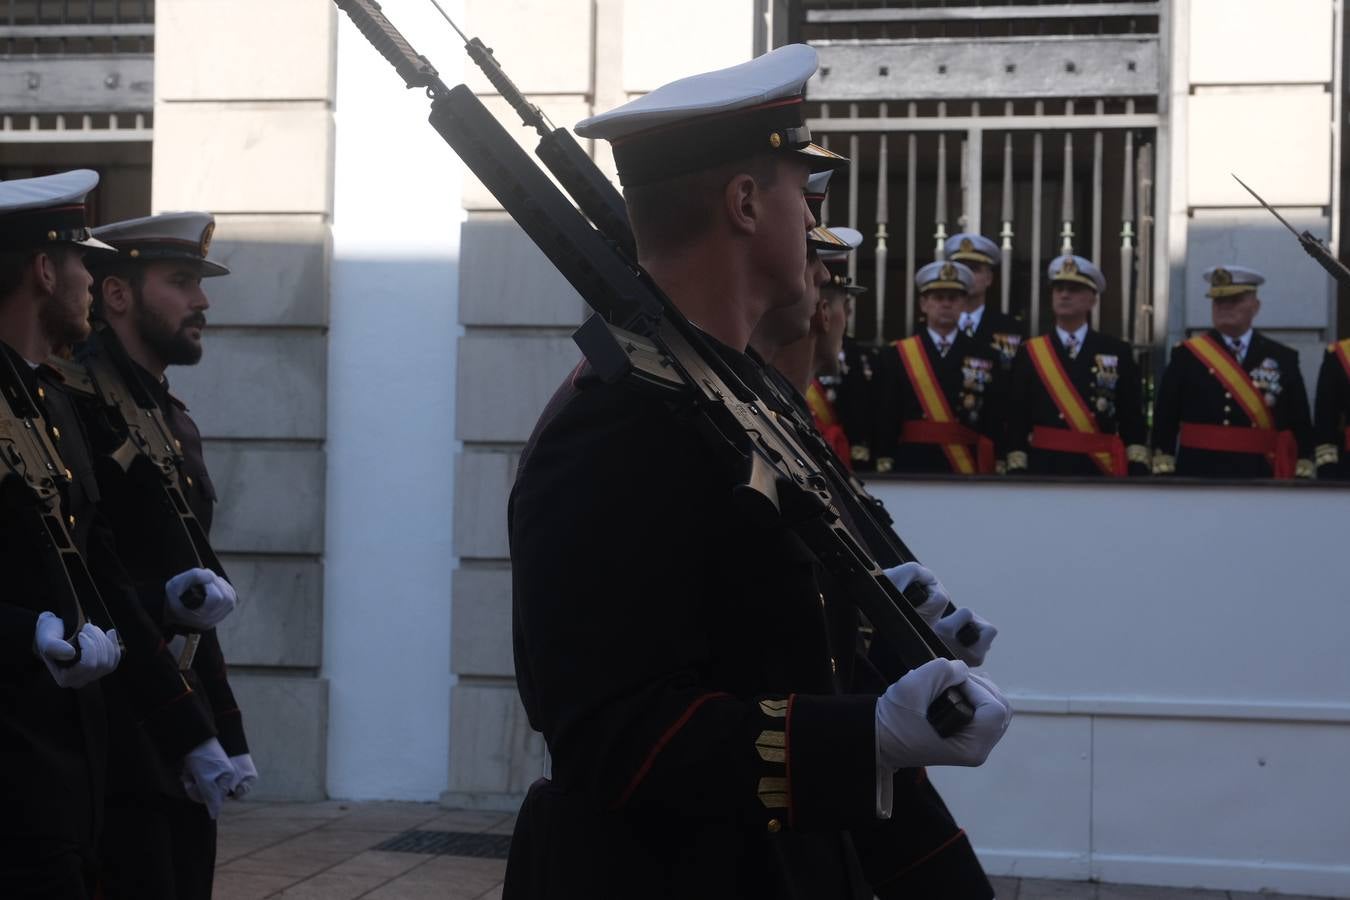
[40,355,100,398]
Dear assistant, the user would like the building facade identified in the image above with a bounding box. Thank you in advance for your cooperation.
[3,1,1346,894]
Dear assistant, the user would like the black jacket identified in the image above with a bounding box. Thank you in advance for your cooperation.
[1152,329,1314,479]
[0,342,209,855]
[1006,329,1148,476]
[505,340,992,900]
[967,306,1025,372]
[870,331,1006,475]
[74,329,248,799]
[1313,340,1350,479]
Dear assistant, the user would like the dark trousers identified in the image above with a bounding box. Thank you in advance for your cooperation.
[0,842,95,900]
[97,795,216,900]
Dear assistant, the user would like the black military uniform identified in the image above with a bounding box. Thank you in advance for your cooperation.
[509,343,992,899]
[966,306,1025,373]
[0,171,217,899]
[1152,329,1314,479]
[76,326,247,900]
[871,330,1005,475]
[832,337,878,470]
[1006,328,1148,476]
[1313,339,1350,480]
[945,233,1025,372]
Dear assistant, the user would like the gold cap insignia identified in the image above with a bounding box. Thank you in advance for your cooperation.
[1211,267,1231,286]
[768,132,782,149]
[200,222,215,258]
[1061,258,1079,276]
[959,238,974,253]
[940,262,958,281]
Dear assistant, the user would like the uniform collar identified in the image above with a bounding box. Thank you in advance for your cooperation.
[1056,323,1089,348]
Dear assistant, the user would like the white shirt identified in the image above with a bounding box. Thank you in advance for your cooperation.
[959,305,985,335]
[1221,328,1253,363]
[1056,323,1089,358]
[928,327,958,356]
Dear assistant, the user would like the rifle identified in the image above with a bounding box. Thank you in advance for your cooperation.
[79,332,225,669]
[0,349,116,665]
[1233,174,1350,289]
[381,1,978,647]
[335,0,975,736]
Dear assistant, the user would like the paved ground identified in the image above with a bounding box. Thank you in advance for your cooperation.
[214,801,1334,900]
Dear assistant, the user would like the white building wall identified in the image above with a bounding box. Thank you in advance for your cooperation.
[873,480,1350,898]
[324,0,465,801]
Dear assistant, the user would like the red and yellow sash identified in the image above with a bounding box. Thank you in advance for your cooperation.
[805,379,852,471]
[894,337,982,474]
[1181,334,1297,477]
[1025,335,1122,476]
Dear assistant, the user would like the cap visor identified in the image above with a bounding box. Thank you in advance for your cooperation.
[795,142,849,172]
[198,259,231,278]
[76,235,117,254]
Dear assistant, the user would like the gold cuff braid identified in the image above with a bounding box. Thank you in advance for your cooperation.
[1005,451,1028,471]
[994,460,1007,475]
[875,457,894,474]
[1151,452,1176,475]
[1315,443,1340,467]
[1126,444,1151,465]
[1296,459,1316,479]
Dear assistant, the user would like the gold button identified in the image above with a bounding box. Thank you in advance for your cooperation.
[1223,420,1230,426]
[768,132,782,149]
[64,467,73,481]
[1223,406,1231,413]
[766,818,782,833]
[829,657,838,674]
[67,515,75,527]
[129,248,140,258]
[51,426,61,440]
[175,439,182,451]
[1224,392,1232,399]
[37,387,45,399]
[817,592,825,608]
[47,230,57,241]
[186,475,193,487]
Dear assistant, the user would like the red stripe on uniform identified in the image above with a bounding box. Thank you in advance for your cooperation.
[613,692,731,809]
[874,828,970,887]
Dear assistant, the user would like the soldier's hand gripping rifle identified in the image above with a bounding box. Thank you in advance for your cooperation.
[0,351,117,665]
[336,0,978,736]
[80,342,227,668]
[1234,174,1350,288]
[373,0,978,650]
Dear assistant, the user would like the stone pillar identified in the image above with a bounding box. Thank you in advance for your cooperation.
[444,0,758,812]
[1180,0,1340,386]
[152,0,336,800]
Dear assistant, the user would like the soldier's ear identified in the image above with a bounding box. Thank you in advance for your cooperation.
[102,275,135,317]
[32,251,60,297]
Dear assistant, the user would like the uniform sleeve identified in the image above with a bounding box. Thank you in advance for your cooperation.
[1151,346,1185,475]
[1116,348,1150,475]
[1004,345,1032,472]
[1313,349,1345,474]
[192,628,248,755]
[85,514,216,760]
[510,387,879,833]
[1280,349,1315,478]
[981,352,1010,467]
[0,602,41,665]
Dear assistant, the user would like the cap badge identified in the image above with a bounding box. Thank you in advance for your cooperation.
[959,238,974,253]
[200,221,215,258]
[1062,258,1079,276]
[940,262,957,281]
[1211,267,1231,286]
[768,132,782,149]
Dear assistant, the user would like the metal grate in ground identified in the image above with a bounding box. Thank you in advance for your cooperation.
[374,829,513,859]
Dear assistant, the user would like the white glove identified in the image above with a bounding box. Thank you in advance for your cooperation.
[164,568,236,629]
[33,612,121,689]
[883,562,949,628]
[229,753,258,799]
[181,738,240,820]
[934,607,998,668]
[876,658,1012,770]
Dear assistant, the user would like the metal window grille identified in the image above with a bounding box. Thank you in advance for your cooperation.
[1,0,154,142]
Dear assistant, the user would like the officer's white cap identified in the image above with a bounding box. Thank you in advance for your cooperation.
[92,212,229,277]
[916,260,974,294]
[1203,264,1264,298]
[1048,254,1106,293]
[0,169,114,253]
[945,233,1000,266]
[575,44,848,187]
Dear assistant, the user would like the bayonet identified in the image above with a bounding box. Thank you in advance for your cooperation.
[1232,173,1350,288]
